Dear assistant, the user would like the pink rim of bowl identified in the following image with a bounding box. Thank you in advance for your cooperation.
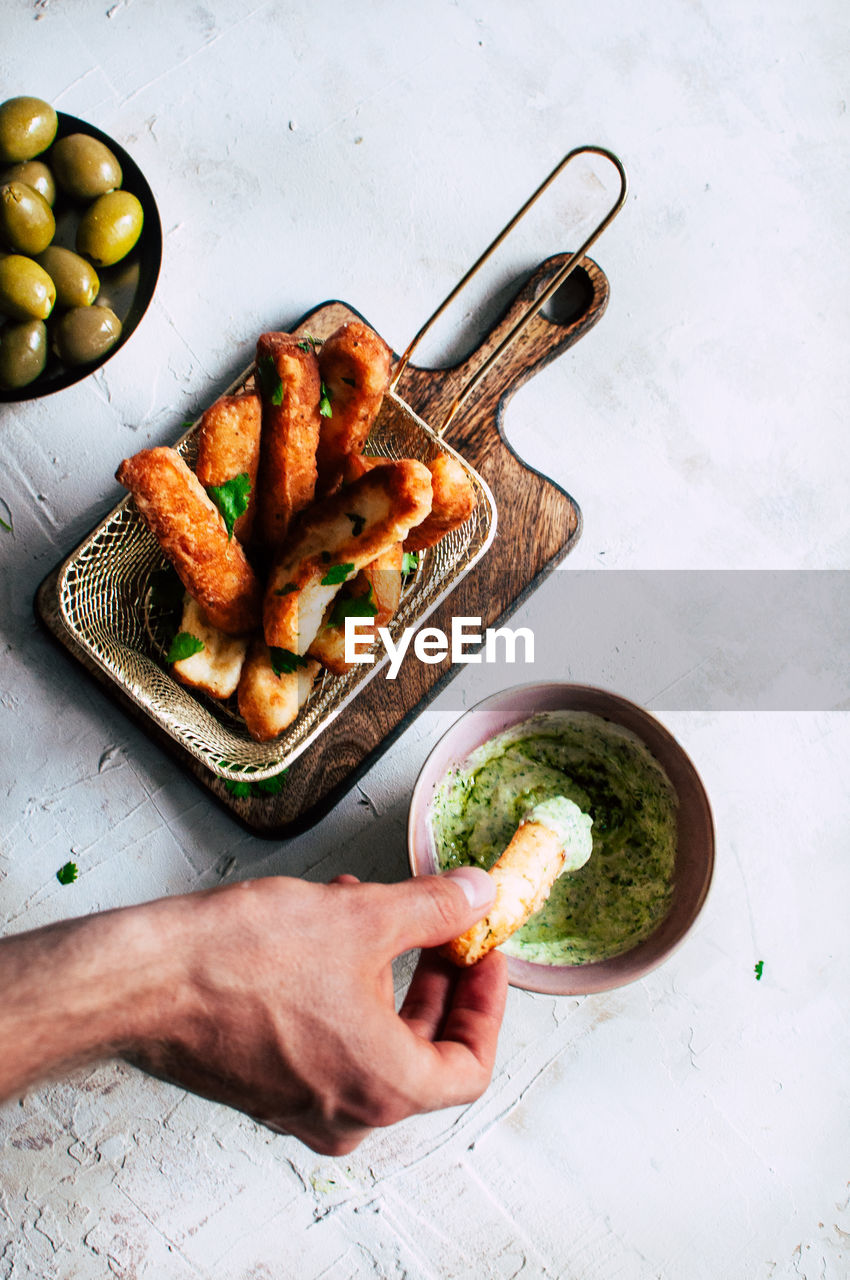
[407,682,715,996]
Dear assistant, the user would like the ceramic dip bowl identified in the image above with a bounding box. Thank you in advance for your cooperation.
[408,682,714,995]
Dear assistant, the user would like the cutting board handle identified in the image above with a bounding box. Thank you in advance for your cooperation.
[395,253,610,446]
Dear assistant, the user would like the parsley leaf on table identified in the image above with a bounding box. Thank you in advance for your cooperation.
[206,472,252,540]
[56,861,78,885]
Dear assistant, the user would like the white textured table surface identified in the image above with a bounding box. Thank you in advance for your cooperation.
[2,2,849,1278]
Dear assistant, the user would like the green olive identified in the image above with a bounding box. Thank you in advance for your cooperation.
[0,182,55,255]
[0,97,58,164]
[38,245,99,308]
[76,190,143,267]
[0,160,56,206]
[50,133,122,200]
[0,254,56,320]
[0,318,47,388]
[53,304,122,365]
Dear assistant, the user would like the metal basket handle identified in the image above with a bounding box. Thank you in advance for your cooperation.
[389,145,628,434]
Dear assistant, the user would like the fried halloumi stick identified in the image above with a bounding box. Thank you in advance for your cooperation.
[171,596,249,699]
[116,447,262,635]
[195,391,262,544]
[264,460,432,655]
[404,453,475,551]
[441,798,593,967]
[343,452,475,549]
[237,639,320,742]
[255,332,321,548]
[307,541,403,675]
[316,320,392,494]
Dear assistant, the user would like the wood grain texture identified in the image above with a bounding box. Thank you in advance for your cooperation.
[35,253,609,837]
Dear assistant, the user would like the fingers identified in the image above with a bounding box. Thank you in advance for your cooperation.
[378,869,496,955]
[398,949,456,1041]
[399,949,508,1111]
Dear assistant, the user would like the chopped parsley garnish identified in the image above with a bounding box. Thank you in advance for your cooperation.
[224,777,252,798]
[257,354,284,405]
[319,381,333,417]
[274,582,298,596]
[401,551,419,576]
[166,632,205,663]
[754,960,764,981]
[224,769,289,798]
[254,771,289,795]
[328,585,377,628]
[206,472,252,540]
[346,511,365,536]
[181,419,195,429]
[341,376,356,387]
[297,334,320,353]
[321,562,355,586]
[269,647,310,676]
[0,499,12,534]
[56,860,78,885]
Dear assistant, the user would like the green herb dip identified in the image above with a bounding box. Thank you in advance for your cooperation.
[430,711,678,965]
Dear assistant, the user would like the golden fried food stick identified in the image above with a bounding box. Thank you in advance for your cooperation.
[404,454,475,552]
[343,452,475,549]
[237,638,320,742]
[195,391,262,544]
[116,447,262,635]
[442,798,593,967]
[307,542,403,675]
[316,320,392,494]
[170,596,249,700]
[264,460,432,655]
[254,332,321,548]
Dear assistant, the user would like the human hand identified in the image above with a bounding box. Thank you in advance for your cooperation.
[127,869,507,1155]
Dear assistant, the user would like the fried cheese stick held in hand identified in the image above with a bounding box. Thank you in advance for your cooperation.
[116,447,262,635]
[254,332,322,549]
[316,320,392,495]
[442,797,593,967]
[264,459,432,658]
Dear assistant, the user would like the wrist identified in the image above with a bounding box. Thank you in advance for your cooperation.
[0,897,189,1099]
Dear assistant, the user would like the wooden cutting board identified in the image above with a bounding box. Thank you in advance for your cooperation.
[36,252,609,837]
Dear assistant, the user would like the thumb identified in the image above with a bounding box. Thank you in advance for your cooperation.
[384,868,496,954]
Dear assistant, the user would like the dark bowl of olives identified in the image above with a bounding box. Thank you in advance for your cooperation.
[0,100,162,400]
